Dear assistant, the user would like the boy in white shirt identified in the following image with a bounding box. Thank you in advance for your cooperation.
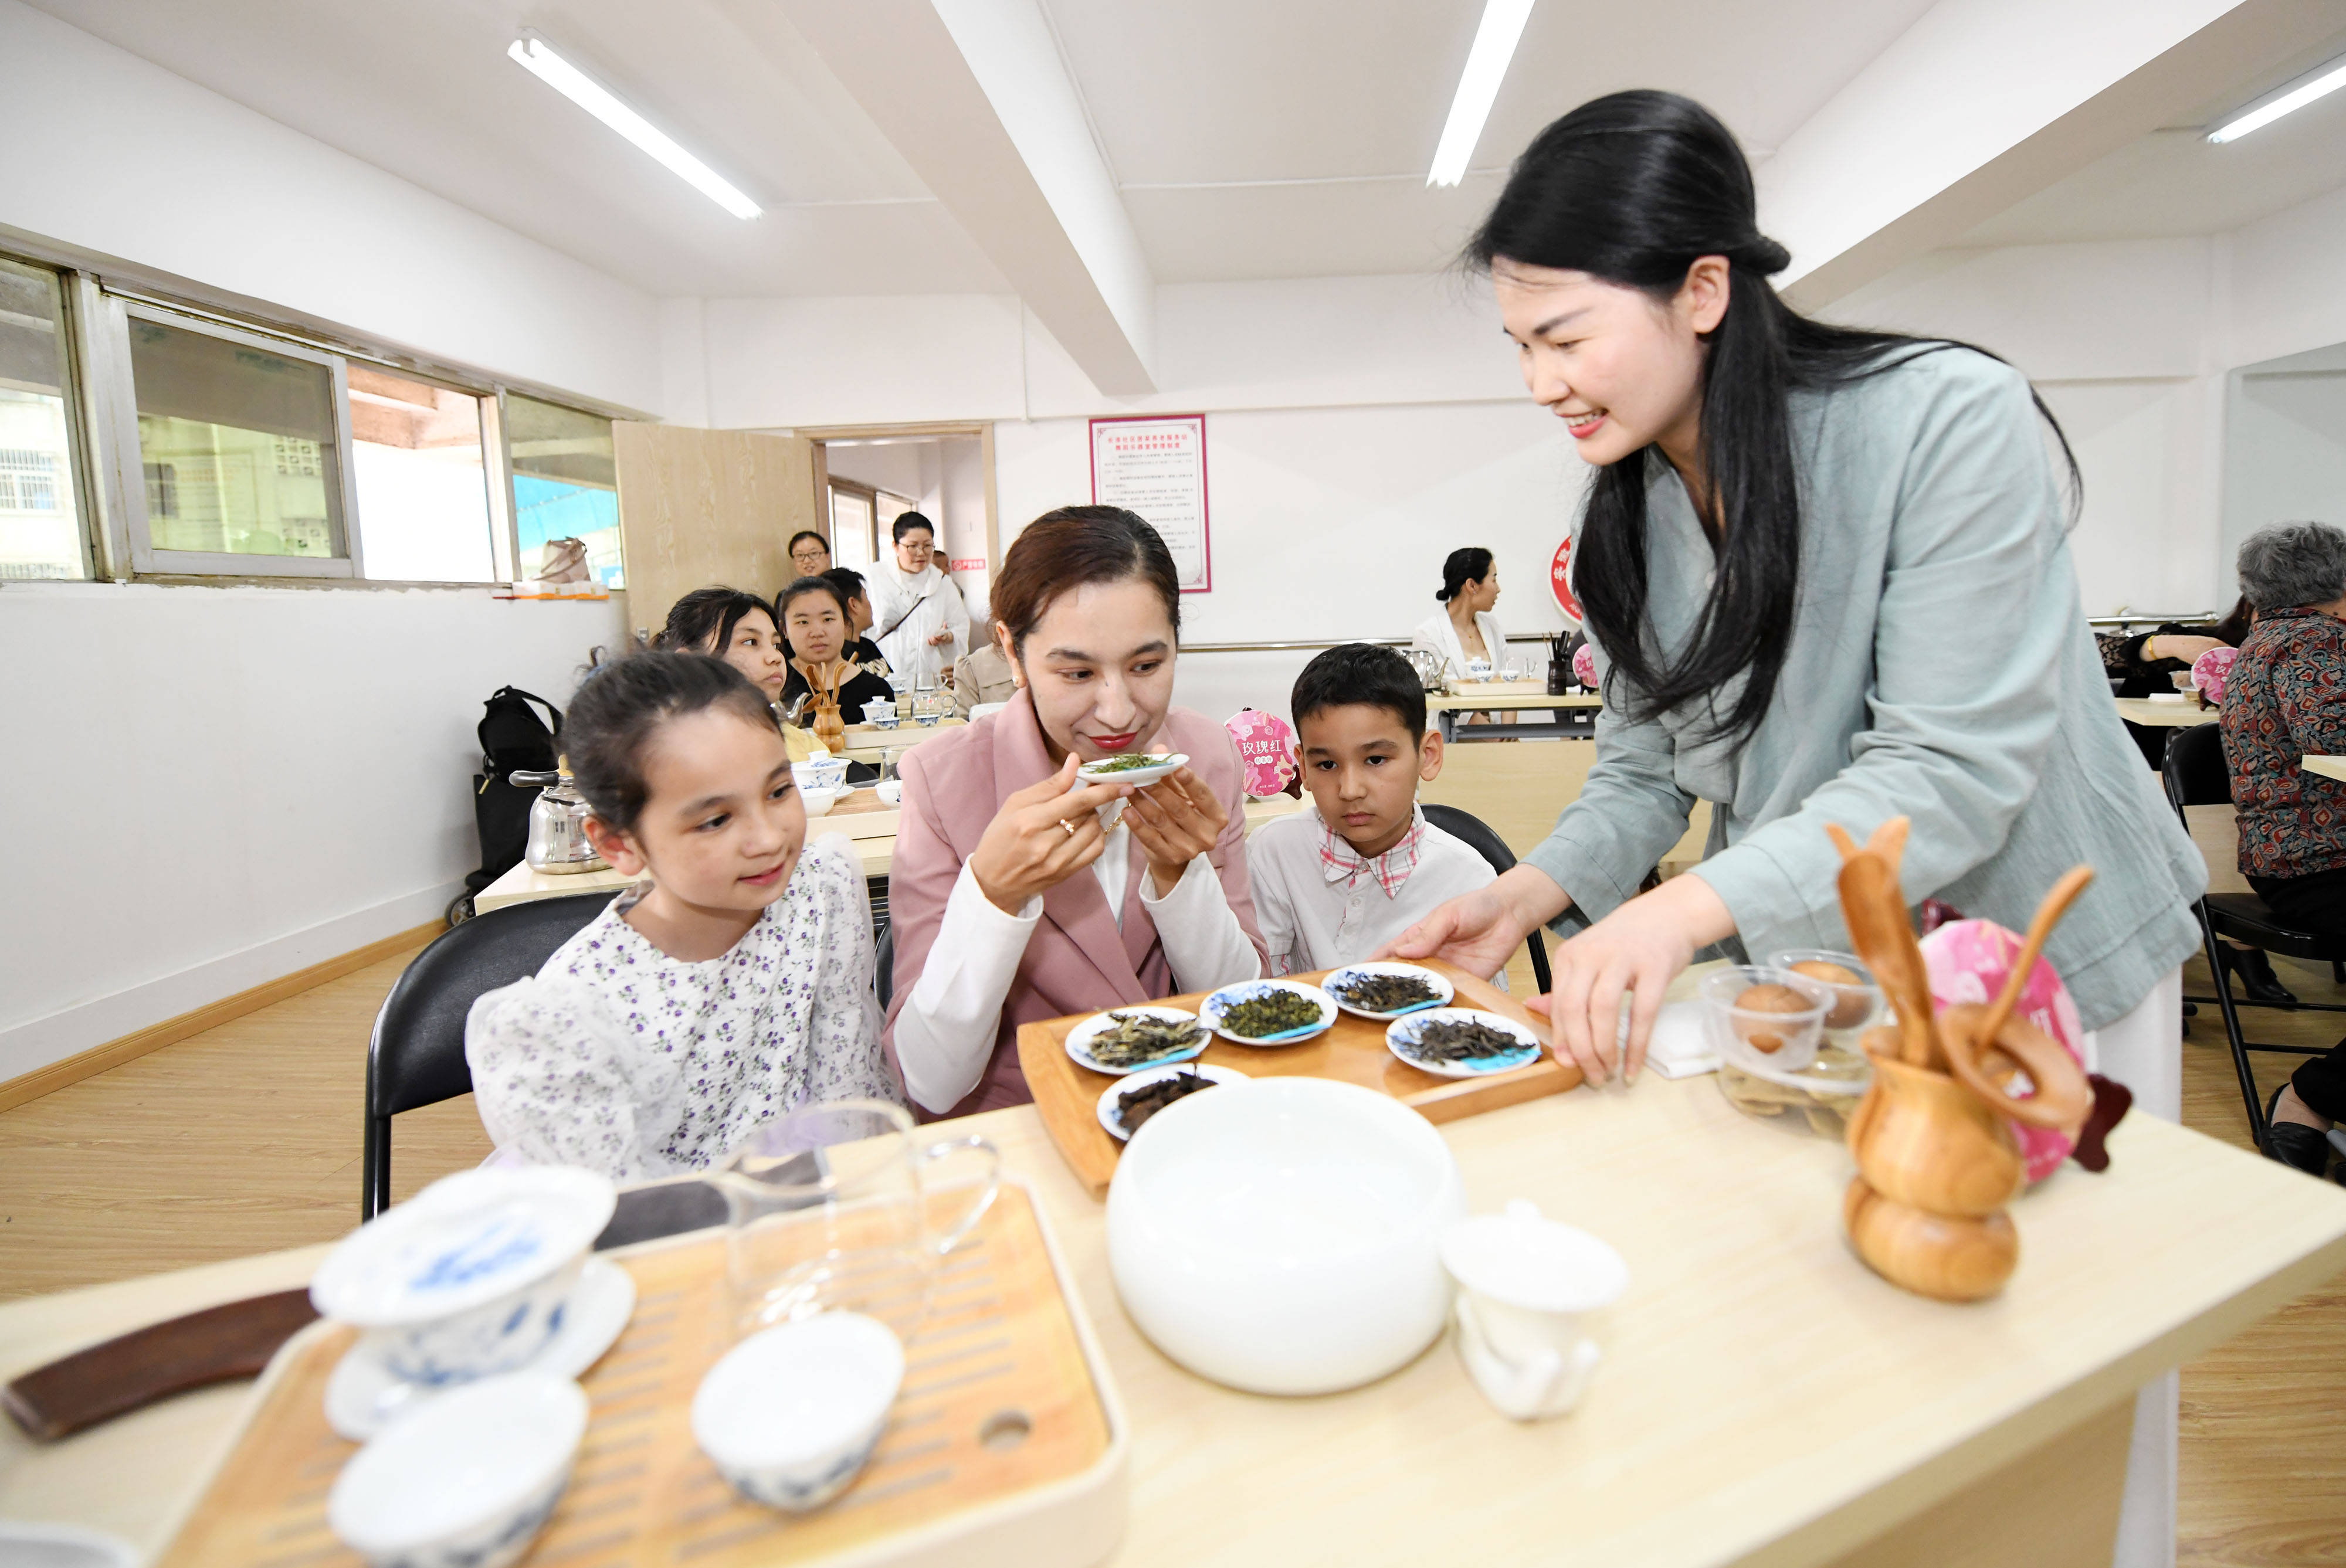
[1247,643,1499,978]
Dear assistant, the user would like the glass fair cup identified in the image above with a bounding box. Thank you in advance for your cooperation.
[714,1101,999,1344]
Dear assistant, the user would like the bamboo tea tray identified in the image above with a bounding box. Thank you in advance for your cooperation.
[1018,959,1581,1200]
[154,1182,1126,1568]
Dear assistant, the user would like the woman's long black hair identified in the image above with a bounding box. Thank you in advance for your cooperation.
[1468,90,2076,746]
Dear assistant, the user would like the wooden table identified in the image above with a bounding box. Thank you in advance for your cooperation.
[2303,754,2346,783]
[2114,697,2217,729]
[8,1078,2342,1567]
[1429,680,1602,741]
[474,794,1308,912]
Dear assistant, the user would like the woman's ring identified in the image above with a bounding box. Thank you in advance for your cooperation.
[1059,818,1077,837]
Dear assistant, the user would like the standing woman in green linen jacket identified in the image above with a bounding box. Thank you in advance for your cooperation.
[1390,91,2205,1112]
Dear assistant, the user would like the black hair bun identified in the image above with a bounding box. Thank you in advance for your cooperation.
[1740,235,1791,275]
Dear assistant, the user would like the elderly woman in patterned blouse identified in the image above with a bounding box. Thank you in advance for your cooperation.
[2222,520,2346,1177]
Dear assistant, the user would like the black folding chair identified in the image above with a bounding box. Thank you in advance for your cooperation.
[2161,723,2346,1153]
[1421,803,1553,995]
[362,890,619,1218]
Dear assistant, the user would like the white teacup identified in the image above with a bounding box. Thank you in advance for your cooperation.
[312,1167,616,1387]
[1440,1200,1628,1421]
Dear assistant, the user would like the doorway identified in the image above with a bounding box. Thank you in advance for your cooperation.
[809,425,997,630]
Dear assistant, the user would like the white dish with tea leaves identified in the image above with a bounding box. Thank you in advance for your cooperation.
[1096,1061,1248,1142]
[1064,1005,1209,1075]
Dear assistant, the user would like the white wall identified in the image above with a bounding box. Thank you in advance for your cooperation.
[2223,368,2346,579]
[0,583,625,1081]
[0,0,662,412]
[0,5,660,1084]
[1826,237,2229,615]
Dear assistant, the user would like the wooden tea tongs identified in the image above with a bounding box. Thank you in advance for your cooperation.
[1827,820,2096,1132]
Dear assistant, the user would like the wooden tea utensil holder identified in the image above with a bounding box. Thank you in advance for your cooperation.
[1829,819,2097,1303]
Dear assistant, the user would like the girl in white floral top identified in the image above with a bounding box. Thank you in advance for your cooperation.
[465,651,900,1182]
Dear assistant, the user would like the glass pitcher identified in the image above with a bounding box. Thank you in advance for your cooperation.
[712,1100,999,1342]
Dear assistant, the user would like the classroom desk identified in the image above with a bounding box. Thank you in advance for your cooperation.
[6,1062,2342,1566]
[2114,697,2218,729]
[2303,754,2346,783]
[1428,680,1602,742]
[473,793,1309,911]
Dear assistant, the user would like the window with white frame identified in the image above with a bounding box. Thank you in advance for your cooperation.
[0,258,89,579]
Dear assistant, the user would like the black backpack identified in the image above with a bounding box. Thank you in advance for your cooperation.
[465,687,562,902]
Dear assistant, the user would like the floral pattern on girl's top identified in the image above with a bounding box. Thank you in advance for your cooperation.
[464,836,900,1182]
[2219,607,2346,881]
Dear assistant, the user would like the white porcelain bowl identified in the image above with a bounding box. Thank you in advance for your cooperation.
[328,1372,587,1568]
[799,783,844,818]
[693,1312,904,1511]
[1106,1076,1465,1394]
[792,758,850,793]
[310,1167,615,1386]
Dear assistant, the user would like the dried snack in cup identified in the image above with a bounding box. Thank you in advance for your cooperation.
[1734,984,1812,1053]
[1219,990,1325,1038]
[1088,1011,1206,1068]
[1116,1070,1219,1134]
[1786,960,1869,1029]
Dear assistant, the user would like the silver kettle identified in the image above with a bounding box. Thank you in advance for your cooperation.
[510,755,608,875]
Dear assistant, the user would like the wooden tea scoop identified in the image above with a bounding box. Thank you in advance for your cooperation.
[1940,865,2097,1131]
[1829,820,1941,1068]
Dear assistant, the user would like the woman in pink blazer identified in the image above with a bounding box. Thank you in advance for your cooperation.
[884,507,1268,1117]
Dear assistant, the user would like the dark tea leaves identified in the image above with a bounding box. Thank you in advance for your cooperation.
[1330,970,1442,1014]
[1116,1070,1220,1133]
[1402,1017,1530,1064]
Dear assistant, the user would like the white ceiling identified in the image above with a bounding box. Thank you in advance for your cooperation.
[1954,27,2346,250]
[29,0,1938,295]
[31,0,2344,299]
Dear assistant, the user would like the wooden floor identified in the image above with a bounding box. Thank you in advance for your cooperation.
[0,939,2338,1564]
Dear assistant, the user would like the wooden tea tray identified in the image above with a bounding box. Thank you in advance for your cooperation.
[154,1182,1126,1568]
[1018,959,1581,1200]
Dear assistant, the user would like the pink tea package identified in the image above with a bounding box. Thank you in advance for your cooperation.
[1917,918,2088,1183]
[1225,708,1297,799]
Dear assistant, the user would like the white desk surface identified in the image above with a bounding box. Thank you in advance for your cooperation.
[5,1067,2342,1567]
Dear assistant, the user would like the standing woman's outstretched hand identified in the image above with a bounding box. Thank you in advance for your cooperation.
[1530,873,1735,1085]
[967,754,1131,915]
[1378,864,1572,990]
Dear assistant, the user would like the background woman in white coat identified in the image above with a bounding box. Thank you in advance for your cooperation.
[1411,547,1506,681]
[869,511,971,688]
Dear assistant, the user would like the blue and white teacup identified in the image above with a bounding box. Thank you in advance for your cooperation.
[312,1167,617,1387]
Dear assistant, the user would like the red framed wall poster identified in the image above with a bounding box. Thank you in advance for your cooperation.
[1089,414,1211,592]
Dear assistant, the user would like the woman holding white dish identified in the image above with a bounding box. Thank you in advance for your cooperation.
[883,506,1267,1118]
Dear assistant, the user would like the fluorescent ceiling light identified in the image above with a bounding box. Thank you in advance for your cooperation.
[2207,54,2346,144]
[1428,0,1536,186]
[507,35,761,218]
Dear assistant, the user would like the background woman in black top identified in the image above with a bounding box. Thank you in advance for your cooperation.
[777,575,894,721]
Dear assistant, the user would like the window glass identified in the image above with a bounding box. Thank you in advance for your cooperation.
[830,483,876,571]
[0,259,87,579]
[349,365,493,582]
[506,392,621,586]
[127,317,344,559]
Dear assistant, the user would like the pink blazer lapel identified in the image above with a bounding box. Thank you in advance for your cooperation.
[992,696,1154,1003]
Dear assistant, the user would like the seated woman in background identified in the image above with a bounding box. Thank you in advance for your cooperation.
[951,629,1018,717]
[788,530,832,578]
[777,576,896,723]
[655,588,788,712]
[819,566,893,680]
[886,505,1267,1116]
[465,651,897,1182]
[1412,547,1507,681]
[2220,521,2346,1177]
[2101,598,2252,762]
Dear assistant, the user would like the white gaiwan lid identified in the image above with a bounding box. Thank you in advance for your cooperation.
[1440,1200,1628,1315]
[311,1166,616,1327]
